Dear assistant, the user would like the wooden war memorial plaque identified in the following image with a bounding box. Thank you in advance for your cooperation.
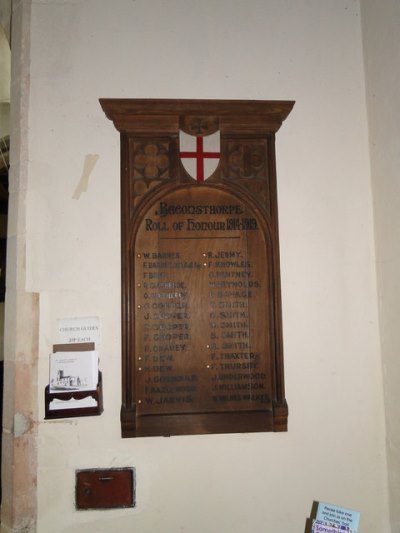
[100,99,294,437]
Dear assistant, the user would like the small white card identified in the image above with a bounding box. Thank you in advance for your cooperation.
[57,316,101,344]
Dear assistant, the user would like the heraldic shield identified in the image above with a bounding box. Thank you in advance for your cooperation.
[179,129,220,182]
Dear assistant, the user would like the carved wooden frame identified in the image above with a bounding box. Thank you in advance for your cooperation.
[100,99,294,437]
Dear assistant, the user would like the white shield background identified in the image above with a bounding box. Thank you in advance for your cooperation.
[179,130,220,180]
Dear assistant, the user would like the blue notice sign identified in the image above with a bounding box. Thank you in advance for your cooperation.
[316,502,360,532]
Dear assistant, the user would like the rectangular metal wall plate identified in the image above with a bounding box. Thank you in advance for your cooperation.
[76,468,135,510]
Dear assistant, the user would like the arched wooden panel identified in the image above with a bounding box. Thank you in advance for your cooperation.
[100,99,293,437]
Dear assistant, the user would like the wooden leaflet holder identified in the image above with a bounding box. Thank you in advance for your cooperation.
[44,342,103,419]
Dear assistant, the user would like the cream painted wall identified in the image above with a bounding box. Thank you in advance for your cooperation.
[18,0,389,531]
[361,1,400,532]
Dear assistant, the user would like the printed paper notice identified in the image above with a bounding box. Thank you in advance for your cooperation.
[57,316,101,344]
[316,502,360,532]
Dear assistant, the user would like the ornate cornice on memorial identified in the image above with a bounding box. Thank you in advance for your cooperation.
[99,99,294,134]
[99,99,294,212]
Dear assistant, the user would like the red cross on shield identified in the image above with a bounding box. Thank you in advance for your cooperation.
[179,131,220,181]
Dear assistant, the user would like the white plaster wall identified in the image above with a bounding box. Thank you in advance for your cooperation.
[361,1,400,531]
[24,1,389,531]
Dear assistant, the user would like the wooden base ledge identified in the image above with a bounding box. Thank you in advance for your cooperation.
[120,406,288,438]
